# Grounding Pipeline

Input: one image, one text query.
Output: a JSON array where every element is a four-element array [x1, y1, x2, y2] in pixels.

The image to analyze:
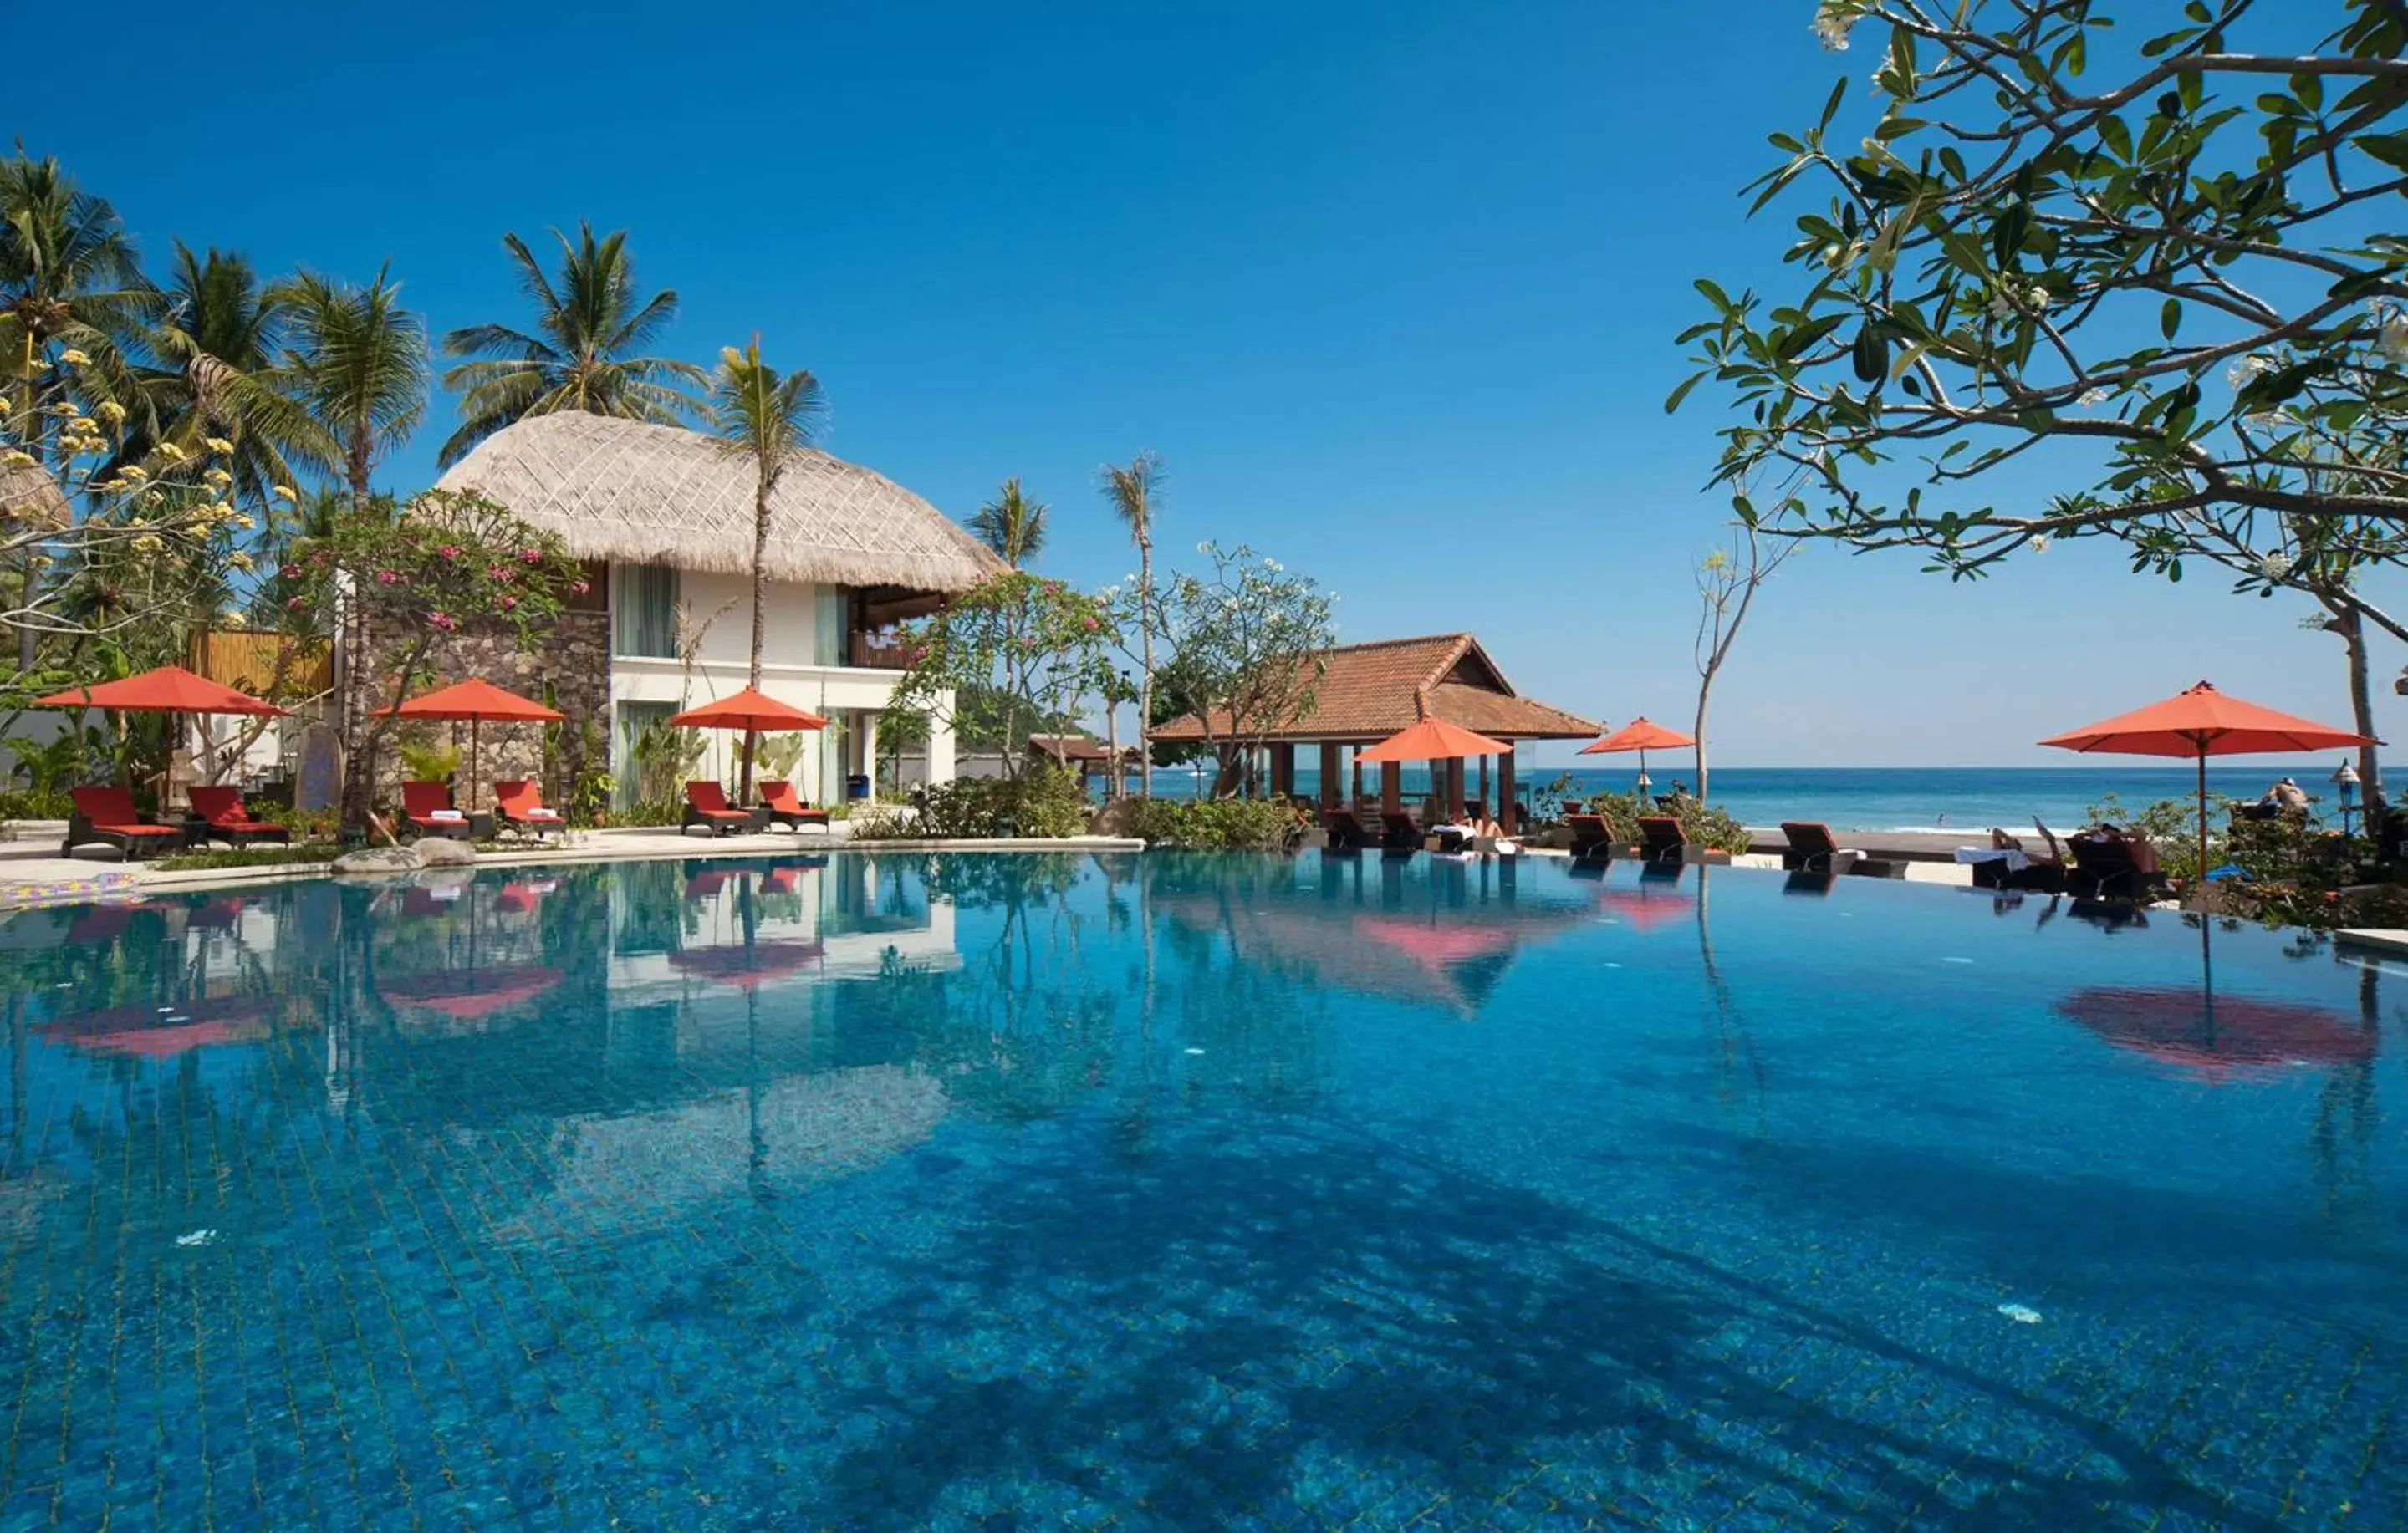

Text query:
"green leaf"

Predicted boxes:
[[1693, 278, 1735, 313], [2160, 298, 2181, 339], [1663, 371, 1707, 414], [1818, 76, 1848, 133], [1775, 313, 1849, 361], [2099, 115, 2132, 161], [2359, 134, 2408, 172]]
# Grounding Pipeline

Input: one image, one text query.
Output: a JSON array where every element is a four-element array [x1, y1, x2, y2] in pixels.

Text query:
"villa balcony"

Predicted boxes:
[[849, 632, 922, 670]]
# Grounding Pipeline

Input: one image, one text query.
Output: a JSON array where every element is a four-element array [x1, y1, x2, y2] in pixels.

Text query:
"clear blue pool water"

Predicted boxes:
[[0, 851, 2399, 1530]]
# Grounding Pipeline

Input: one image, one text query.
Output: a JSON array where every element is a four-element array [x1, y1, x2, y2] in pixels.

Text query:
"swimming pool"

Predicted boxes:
[[0, 851, 2396, 1529]]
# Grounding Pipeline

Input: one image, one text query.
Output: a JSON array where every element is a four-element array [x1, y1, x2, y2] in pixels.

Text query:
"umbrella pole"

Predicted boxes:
[[472, 717, 482, 812], [739, 726, 758, 805], [2196, 746, 2208, 890]]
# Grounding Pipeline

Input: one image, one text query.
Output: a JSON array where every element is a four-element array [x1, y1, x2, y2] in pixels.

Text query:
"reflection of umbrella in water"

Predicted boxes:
[[1587, 878, 1695, 933], [379, 965, 564, 1029], [38, 995, 270, 1058], [1353, 916, 1521, 1015], [2058, 987, 2373, 1082], [668, 940, 824, 990], [2055, 921, 2374, 1082]]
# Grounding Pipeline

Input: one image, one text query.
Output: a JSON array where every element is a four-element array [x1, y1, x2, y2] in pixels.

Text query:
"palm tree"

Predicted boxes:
[[437, 223, 704, 466], [130, 244, 324, 506], [273, 266, 426, 517], [0, 153, 157, 442], [707, 337, 825, 801], [1100, 451, 1165, 796], [970, 476, 1048, 568], [0, 154, 158, 667]]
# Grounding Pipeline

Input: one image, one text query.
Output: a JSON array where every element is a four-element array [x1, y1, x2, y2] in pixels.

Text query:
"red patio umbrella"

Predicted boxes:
[[374, 678, 562, 812], [2039, 680, 2375, 881], [669, 687, 829, 804], [36, 665, 288, 797], [1579, 717, 1696, 794], [1354, 717, 1510, 764]]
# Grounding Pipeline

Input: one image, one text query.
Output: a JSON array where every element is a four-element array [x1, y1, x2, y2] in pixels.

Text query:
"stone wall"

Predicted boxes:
[[343, 609, 610, 809]]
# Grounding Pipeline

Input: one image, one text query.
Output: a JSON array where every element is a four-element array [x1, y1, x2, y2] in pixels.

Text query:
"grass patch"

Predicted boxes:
[[154, 842, 342, 872]]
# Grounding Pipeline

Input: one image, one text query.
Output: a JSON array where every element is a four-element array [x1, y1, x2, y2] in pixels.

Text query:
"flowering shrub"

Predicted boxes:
[[284, 489, 581, 828]]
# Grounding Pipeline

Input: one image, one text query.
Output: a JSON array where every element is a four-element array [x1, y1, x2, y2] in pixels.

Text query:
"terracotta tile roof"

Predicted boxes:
[[1026, 735, 1138, 765], [1152, 633, 1599, 744]]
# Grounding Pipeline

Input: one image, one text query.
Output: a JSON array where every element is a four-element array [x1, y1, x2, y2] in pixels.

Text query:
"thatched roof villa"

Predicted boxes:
[[429, 412, 1004, 804]]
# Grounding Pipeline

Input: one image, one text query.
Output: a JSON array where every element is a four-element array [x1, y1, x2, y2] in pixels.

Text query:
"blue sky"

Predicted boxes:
[[17, 0, 2396, 766]]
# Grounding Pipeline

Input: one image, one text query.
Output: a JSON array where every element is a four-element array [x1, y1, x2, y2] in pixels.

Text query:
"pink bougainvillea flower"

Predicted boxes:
[[499, 594, 518, 610], [569, 579, 590, 597], [375, 570, 400, 585], [286, 596, 307, 611], [279, 564, 302, 580], [518, 548, 542, 563], [438, 545, 462, 561], [429, 611, 456, 630]]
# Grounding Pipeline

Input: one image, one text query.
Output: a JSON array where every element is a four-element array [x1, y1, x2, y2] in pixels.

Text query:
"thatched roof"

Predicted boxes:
[[1154, 633, 1599, 744], [434, 412, 1005, 593], [0, 462, 69, 531]]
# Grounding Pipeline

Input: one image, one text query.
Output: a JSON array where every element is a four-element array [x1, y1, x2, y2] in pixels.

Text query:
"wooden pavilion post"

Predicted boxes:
[[1498, 748, 1518, 834], [1380, 760, 1402, 814], [1350, 749, 1364, 807], [1270, 743, 1294, 800], [1445, 758, 1466, 820], [1319, 741, 1341, 812]]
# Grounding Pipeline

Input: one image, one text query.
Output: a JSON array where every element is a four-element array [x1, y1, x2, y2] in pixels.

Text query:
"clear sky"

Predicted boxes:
[[17, 0, 2397, 766]]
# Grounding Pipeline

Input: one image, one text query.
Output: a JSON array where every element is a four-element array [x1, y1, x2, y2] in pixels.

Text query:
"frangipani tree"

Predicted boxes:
[[1133, 542, 1334, 797], [1678, 1, 2408, 574], [287, 489, 581, 832], [890, 573, 1115, 781], [0, 354, 265, 648]]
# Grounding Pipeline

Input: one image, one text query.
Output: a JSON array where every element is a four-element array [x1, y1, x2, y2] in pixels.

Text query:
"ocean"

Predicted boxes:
[[1137, 761, 2377, 833]]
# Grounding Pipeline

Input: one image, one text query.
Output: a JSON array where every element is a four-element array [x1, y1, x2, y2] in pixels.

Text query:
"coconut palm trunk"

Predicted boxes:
[[743, 472, 772, 802], [1137, 529, 1154, 798], [710, 339, 825, 806]]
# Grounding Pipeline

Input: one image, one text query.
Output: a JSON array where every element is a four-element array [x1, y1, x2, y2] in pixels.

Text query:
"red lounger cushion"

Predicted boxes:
[[70, 787, 178, 836], [685, 781, 750, 820]]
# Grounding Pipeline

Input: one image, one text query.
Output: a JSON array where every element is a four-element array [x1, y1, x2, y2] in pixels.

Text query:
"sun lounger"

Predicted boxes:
[[1638, 815, 1732, 868], [758, 779, 832, 832], [2067, 829, 2161, 903], [683, 780, 757, 836], [1565, 812, 1625, 862], [186, 785, 289, 848], [1783, 871, 1837, 896], [492, 779, 567, 841], [1778, 821, 1861, 874], [1322, 805, 1370, 850], [1378, 809, 1421, 851], [64, 787, 183, 860], [400, 782, 474, 839]]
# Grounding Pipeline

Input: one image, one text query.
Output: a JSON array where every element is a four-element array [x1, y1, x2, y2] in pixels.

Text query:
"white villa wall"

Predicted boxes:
[[607, 568, 955, 802]]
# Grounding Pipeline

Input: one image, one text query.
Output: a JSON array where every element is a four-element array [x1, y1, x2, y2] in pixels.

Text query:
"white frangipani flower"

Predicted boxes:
[[2029, 535, 2051, 553], [2077, 386, 2109, 406], [1811, 3, 1855, 50]]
